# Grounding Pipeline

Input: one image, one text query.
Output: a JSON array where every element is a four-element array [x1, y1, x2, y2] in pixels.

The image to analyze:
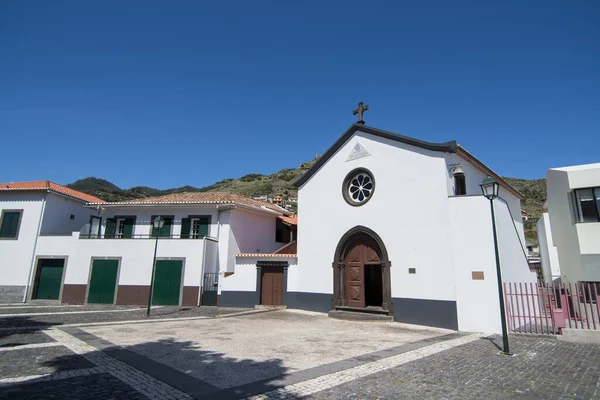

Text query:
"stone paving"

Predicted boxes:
[[0, 304, 246, 328], [308, 334, 600, 400], [0, 305, 599, 399], [81, 308, 450, 389]]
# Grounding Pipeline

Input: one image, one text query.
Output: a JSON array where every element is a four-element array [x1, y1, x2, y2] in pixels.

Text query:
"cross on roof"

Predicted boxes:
[[352, 102, 369, 125]]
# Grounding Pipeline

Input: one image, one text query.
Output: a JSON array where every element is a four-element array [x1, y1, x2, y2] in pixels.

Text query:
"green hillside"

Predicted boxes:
[[67, 157, 319, 203], [503, 177, 547, 246]]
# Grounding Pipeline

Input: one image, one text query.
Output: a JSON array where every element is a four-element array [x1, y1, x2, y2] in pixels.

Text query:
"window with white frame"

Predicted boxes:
[[116, 218, 126, 238], [574, 187, 600, 223], [190, 218, 202, 239], [181, 215, 210, 239]]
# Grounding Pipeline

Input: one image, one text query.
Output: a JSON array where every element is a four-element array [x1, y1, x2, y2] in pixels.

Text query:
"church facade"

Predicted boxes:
[[290, 123, 536, 333]]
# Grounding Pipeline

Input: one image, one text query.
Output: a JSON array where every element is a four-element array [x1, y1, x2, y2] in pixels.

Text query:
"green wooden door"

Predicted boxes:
[[87, 260, 119, 304], [34, 259, 64, 300], [152, 260, 183, 305]]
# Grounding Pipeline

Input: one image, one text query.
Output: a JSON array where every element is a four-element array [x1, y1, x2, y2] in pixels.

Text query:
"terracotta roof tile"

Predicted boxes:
[[91, 191, 290, 214], [0, 180, 103, 203], [278, 215, 298, 226]]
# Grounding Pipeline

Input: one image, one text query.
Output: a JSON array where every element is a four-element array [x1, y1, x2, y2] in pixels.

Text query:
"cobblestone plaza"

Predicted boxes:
[[0, 305, 598, 399]]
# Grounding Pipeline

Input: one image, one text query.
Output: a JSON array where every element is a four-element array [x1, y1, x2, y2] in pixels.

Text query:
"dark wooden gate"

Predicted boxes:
[[260, 266, 284, 305], [345, 242, 381, 308], [201, 273, 219, 306]]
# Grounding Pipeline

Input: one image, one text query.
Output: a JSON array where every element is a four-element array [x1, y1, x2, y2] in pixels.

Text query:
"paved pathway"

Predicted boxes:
[[308, 334, 600, 400], [0, 305, 599, 399]]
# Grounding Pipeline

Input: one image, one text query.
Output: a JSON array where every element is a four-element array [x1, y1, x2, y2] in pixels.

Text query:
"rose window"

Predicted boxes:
[[343, 169, 375, 206]]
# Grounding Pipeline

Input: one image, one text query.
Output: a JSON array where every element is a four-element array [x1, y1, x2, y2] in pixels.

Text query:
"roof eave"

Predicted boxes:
[[456, 146, 525, 200], [84, 201, 284, 216], [0, 187, 92, 204]]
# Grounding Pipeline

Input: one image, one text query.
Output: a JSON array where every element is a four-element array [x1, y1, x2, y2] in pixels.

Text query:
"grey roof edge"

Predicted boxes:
[[293, 124, 457, 188]]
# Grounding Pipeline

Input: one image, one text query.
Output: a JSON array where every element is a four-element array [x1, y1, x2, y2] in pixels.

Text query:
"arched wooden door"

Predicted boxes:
[[345, 240, 382, 308], [333, 226, 392, 314]]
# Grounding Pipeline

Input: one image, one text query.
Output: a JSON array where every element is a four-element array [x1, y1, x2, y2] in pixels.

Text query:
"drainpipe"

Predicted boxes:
[[197, 205, 221, 306], [23, 192, 48, 303], [197, 237, 208, 306]]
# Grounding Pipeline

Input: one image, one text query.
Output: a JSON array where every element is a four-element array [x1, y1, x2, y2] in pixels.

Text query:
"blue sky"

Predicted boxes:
[[1, 1, 598, 189]]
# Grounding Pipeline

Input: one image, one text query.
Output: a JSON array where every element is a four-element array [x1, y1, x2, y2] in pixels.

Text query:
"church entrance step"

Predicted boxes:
[[335, 306, 390, 316], [328, 310, 393, 322], [254, 305, 287, 310]]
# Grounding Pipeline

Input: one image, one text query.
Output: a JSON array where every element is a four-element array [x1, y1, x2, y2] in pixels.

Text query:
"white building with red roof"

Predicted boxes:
[[0, 181, 102, 303], [0, 185, 296, 306]]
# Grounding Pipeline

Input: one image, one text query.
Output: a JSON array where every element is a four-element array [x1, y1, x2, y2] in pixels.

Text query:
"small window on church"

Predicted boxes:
[[343, 168, 375, 206], [454, 174, 466, 195]]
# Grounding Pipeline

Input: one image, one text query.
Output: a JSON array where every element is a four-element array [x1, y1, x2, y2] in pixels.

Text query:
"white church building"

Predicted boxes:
[[221, 122, 537, 334]]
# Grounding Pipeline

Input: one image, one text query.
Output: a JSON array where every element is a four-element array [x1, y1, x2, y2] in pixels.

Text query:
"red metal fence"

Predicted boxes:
[[504, 282, 600, 335]]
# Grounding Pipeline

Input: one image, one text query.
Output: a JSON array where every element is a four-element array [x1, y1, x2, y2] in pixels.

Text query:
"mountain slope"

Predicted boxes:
[[67, 157, 318, 202]]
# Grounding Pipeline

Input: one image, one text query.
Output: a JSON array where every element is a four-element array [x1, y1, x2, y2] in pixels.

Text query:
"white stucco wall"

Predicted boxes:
[[0, 192, 45, 288], [221, 256, 298, 294], [40, 194, 95, 235], [229, 209, 280, 254], [98, 206, 219, 239], [537, 213, 561, 283], [218, 208, 281, 274], [547, 165, 600, 284], [297, 130, 458, 301], [450, 196, 536, 334], [449, 196, 502, 333], [35, 233, 207, 288], [204, 239, 219, 274], [495, 199, 537, 283], [33, 204, 223, 294], [445, 152, 526, 249]]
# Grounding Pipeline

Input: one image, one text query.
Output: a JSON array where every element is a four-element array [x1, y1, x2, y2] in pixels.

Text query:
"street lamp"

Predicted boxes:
[[480, 176, 511, 355], [147, 216, 165, 316]]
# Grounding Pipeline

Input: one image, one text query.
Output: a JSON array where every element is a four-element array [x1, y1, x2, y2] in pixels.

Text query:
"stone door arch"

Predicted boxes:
[[332, 226, 393, 314]]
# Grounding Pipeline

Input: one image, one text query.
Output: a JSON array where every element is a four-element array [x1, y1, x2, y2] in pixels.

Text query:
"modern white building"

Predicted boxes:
[[220, 123, 537, 334], [0, 182, 296, 306], [536, 211, 561, 283], [545, 163, 600, 285]]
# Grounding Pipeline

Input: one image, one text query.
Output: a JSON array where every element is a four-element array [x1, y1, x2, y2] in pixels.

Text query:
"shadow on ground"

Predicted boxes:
[[2, 326, 290, 399], [0, 316, 58, 346]]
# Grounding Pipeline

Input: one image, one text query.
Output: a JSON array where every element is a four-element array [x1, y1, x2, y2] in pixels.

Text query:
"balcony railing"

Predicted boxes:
[[80, 233, 209, 240]]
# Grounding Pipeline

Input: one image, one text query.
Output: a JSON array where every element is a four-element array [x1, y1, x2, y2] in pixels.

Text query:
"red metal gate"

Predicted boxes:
[[504, 282, 600, 335]]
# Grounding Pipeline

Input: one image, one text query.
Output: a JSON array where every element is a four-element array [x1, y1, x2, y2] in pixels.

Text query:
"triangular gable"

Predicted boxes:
[[294, 124, 457, 188]]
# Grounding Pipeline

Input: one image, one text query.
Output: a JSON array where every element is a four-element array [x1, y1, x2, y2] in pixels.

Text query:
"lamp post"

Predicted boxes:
[[147, 216, 165, 316], [480, 176, 511, 355]]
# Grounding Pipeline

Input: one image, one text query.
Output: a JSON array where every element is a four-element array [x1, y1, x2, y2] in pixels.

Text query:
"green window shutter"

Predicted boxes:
[[151, 216, 172, 238], [105, 218, 116, 238], [161, 217, 172, 238], [0, 211, 21, 238], [198, 217, 210, 238], [123, 217, 135, 238], [181, 218, 191, 239]]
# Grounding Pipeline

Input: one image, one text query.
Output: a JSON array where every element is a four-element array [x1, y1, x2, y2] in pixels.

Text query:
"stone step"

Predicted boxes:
[[335, 306, 390, 315], [328, 310, 394, 322], [254, 305, 287, 310]]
